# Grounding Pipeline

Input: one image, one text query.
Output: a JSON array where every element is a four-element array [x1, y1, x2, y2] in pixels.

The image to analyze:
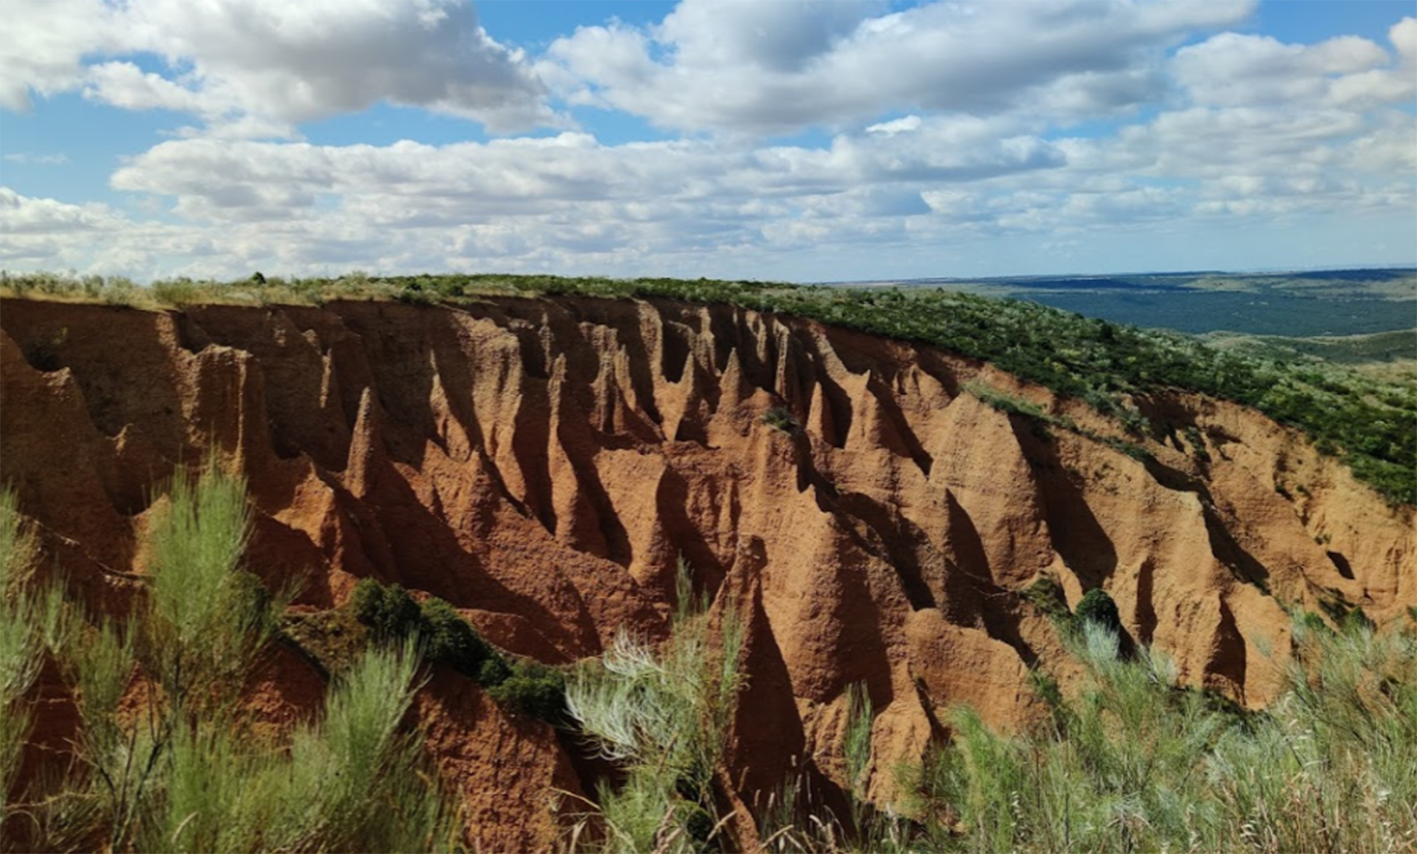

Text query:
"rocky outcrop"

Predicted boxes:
[[3, 296, 1412, 840]]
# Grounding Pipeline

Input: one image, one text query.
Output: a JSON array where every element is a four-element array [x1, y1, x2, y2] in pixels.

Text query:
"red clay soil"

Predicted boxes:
[[2, 295, 1412, 843]]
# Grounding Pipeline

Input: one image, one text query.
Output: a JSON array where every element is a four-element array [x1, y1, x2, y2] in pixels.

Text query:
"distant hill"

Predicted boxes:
[[854, 268, 1417, 337]]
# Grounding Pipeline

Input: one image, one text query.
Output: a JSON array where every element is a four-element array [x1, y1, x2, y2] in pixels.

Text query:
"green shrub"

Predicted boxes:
[[1341, 605, 1375, 635], [1318, 596, 1376, 636], [347, 580, 565, 726], [477, 655, 512, 687], [487, 660, 568, 723], [4, 472, 456, 852], [1020, 575, 1072, 624], [1294, 609, 1330, 635], [151, 277, 203, 308], [419, 595, 496, 678], [761, 406, 798, 433], [143, 461, 277, 716], [901, 617, 1417, 853], [0, 488, 45, 815], [1075, 588, 1122, 636], [351, 578, 421, 640]]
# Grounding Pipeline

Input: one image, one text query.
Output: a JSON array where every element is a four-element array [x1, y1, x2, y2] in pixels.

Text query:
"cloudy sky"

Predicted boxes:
[[1, 0, 1414, 282]]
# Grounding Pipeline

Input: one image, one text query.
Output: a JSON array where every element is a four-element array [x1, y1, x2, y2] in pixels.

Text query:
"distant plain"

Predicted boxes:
[[854, 268, 1417, 339]]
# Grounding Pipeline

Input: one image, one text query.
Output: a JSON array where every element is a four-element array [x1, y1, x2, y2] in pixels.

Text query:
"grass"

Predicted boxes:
[[0, 467, 458, 853], [564, 561, 746, 852], [893, 619, 1417, 854], [0, 488, 46, 817]]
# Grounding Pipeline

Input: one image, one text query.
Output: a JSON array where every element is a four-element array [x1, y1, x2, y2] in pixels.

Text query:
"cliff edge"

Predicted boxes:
[[3, 296, 1411, 847]]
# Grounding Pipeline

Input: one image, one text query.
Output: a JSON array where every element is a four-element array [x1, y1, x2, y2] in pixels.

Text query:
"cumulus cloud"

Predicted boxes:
[[3, 0, 555, 135], [1174, 29, 1413, 109], [4, 1, 1415, 280], [0, 118, 1049, 277], [113, 0, 553, 133], [656, 0, 880, 73], [0, 188, 131, 266], [543, 0, 1255, 134], [107, 116, 1064, 228], [0, 0, 120, 110], [0, 187, 120, 235]]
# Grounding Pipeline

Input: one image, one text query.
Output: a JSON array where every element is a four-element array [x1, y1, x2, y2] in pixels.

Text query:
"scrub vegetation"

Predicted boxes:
[[4, 272, 1415, 853], [349, 577, 568, 722], [564, 564, 746, 853], [4, 270, 1411, 503], [895, 616, 1417, 854], [0, 469, 457, 852], [555, 568, 1417, 854]]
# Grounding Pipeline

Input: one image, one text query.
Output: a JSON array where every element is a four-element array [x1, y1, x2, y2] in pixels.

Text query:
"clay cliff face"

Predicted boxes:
[[2, 296, 1412, 846]]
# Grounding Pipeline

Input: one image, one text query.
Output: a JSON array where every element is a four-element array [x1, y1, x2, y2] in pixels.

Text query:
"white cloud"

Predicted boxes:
[[0, 188, 129, 267], [0, 187, 120, 235], [1174, 30, 1412, 109], [4, 0, 555, 135], [74, 83, 1408, 279], [544, 0, 1256, 135], [4, 1, 1415, 280], [84, 61, 207, 113], [655, 0, 880, 73], [107, 116, 1064, 229], [114, 0, 554, 133], [0, 0, 120, 110], [866, 115, 922, 136]]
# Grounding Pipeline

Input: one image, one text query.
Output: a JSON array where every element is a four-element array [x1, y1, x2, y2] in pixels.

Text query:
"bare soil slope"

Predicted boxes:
[[2, 296, 1411, 844]]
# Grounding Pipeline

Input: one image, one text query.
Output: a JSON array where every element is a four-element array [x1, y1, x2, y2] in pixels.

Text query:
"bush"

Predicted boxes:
[[1020, 575, 1071, 623], [565, 575, 746, 851], [905, 618, 1417, 853], [487, 660, 568, 723], [1075, 588, 1122, 636], [419, 596, 496, 678], [3, 471, 456, 853], [143, 462, 278, 716], [760, 406, 797, 433], [351, 578, 421, 640], [348, 581, 551, 711], [477, 655, 512, 687]]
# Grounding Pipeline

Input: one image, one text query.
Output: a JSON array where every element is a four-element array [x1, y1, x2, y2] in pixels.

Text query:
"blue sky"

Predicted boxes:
[[1, 0, 1413, 282]]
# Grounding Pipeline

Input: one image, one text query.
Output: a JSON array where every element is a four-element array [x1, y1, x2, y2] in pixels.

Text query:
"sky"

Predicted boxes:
[[0, 0, 1414, 283]]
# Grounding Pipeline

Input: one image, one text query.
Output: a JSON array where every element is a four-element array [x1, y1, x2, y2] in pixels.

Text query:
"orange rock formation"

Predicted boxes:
[[2, 296, 1412, 845]]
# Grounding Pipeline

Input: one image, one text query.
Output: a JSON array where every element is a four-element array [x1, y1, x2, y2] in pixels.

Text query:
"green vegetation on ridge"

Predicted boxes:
[[5, 269, 1414, 504]]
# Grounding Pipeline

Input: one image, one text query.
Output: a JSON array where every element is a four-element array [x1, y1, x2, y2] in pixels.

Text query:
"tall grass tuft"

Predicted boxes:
[[142, 461, 275, 717], [0, 487, 45, 815], [566, 560, 746, 852], [2, 467, 457, 853], [141, 637, 451, 853], [907, 617, 1417, 853]]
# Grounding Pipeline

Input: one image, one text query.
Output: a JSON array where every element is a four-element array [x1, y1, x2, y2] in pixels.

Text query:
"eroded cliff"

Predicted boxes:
[[2, 296, 1412, 847]]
